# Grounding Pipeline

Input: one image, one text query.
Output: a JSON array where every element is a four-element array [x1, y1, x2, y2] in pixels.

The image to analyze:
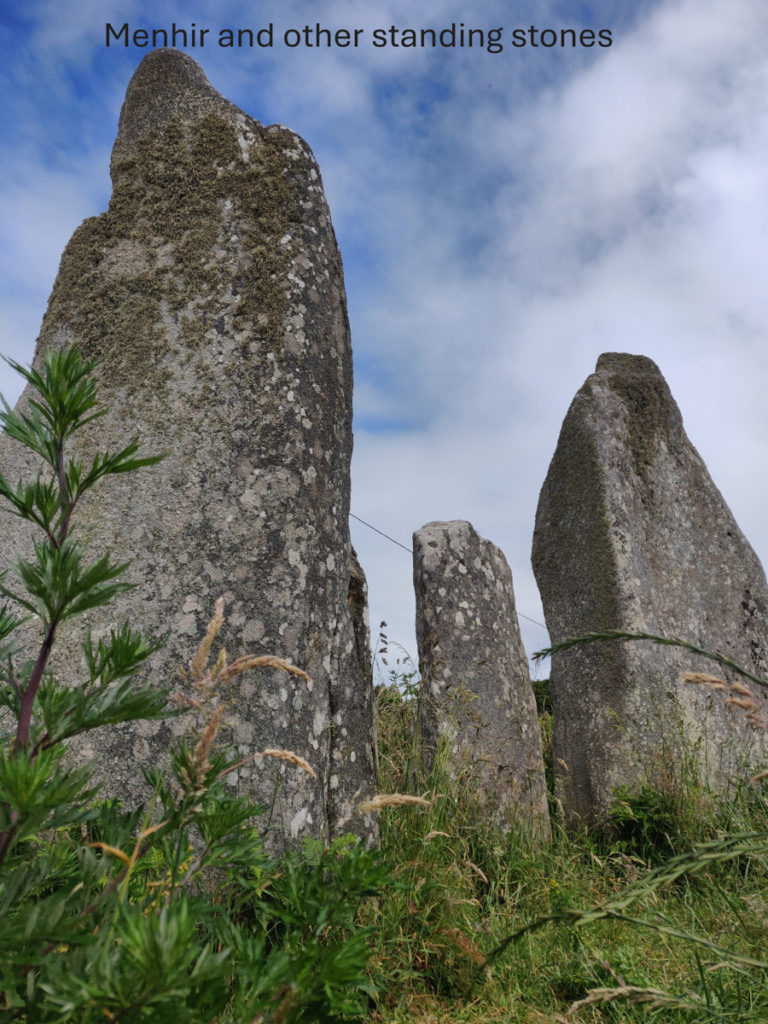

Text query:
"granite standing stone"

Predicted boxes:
[[532, 353, 768, 823], [414, 521, 551, 840], [0, 49, 377, 847]]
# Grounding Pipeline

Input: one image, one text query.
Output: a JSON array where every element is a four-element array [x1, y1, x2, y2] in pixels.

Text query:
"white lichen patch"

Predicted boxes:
[[101, 239, 151, 279], [176, 612, 198, 635], [289, 807, 309, 839], [241, 617, 265, 643], [234, 114, 258, 161]]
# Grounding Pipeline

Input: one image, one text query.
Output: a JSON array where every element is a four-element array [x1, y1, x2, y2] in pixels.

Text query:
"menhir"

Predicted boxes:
[[0, 49, 377, 848], [533, 353, 768, 824]]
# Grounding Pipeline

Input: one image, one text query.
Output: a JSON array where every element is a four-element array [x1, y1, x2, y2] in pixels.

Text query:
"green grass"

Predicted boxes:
[[16, 346, 765, 1021], [365, 680, 768, 1023]]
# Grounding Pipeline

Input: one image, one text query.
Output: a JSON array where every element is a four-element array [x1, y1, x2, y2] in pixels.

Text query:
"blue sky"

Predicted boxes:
[[2, 0, 768, 676]]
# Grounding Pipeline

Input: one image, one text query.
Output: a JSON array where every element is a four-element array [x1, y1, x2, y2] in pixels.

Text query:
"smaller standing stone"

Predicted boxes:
[[414, 521, 551, 841]]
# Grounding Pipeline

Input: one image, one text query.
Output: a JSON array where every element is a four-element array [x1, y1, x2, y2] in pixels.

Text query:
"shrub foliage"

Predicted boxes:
[[0, 347, 386, 1022]]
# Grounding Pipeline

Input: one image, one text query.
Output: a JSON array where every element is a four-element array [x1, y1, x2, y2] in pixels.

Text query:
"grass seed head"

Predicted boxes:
[[186, 597, 225, 681], [357, 793, 433, 813], [219, 654, 311, 683], [258, 748, 316, 777], [683, 672, 728, 690]]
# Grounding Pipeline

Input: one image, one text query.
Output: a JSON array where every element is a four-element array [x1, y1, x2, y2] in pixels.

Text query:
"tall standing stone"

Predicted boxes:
[[0, 49, 377, 847], [532, 353, 768, 824], [414, 521, 551, 840]]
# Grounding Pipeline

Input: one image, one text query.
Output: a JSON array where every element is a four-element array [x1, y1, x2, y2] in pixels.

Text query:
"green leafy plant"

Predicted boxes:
[[0, 346, 167, 863], [0, 346, 388, 1022], [606, 783, 693, 865]]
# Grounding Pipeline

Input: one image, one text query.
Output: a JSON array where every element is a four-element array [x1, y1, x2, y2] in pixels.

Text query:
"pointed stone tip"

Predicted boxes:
[[595, 352, 662, 377], [111, 48, 247, 170], [132, 47, 211, 90]]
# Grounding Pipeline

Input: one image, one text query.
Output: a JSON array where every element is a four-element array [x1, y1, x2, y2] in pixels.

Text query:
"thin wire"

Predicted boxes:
[[518, 611, 549, 631], [349, 512, 549, 632], [349, 512, 413, 553]]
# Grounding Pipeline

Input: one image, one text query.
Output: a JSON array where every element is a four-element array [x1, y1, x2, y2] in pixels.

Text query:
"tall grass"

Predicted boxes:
[[367, 654, 768, 1023]]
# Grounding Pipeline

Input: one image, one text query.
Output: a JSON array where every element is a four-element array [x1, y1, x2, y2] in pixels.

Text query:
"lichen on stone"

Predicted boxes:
[[40, 106, 315, 394], [534, 352, 768, 824], [3, 48, 378, 851]]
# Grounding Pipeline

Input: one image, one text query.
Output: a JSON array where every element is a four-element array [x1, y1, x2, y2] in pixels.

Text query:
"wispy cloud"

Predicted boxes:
[[1, 0, 766, 670]]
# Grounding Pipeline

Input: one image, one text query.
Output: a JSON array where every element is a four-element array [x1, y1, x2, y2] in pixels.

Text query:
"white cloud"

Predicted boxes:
[[346, 0, 768, 665], [2, 0, 767, 677]]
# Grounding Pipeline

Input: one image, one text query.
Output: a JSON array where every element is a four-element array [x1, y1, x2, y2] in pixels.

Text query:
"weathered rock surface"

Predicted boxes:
[[329, 548, 378, 838], [0, 49, 377, 847], [532, 353, 768, 823], [414, 521, 551, 840]]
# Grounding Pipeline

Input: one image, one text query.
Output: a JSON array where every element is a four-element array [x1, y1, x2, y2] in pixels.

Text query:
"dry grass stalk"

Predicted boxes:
[[467, 860, 489, 884], [175, 599, 316, 793], [731, 681, 756, 696], [257, 748, 316, 776], [218, 654, 311, 683], [219, 747, 316, 780], [271, 987, 297, 1024], [565, 984, 703, 1016], [438, 925, 486, 966], [683, 672, 728, 691], [178, 598, 312, 702], [184, 596, 225, 682], [190, 706, 224, 781], [357, 793, 433, 813], [92, 822, 166, 873], [684, 671, 766, 727], [727, 696, 760, 711], [178, 706, 226, 796]]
